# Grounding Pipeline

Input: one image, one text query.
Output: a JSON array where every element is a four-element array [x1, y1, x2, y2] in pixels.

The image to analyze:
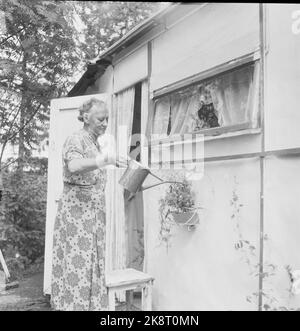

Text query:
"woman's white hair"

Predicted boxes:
[[78, 98, 107, 122]]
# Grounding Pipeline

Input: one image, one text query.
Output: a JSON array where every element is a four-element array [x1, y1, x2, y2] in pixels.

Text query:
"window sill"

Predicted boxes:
[[204, 128, 261, 142], [148, 123, 261, 148]]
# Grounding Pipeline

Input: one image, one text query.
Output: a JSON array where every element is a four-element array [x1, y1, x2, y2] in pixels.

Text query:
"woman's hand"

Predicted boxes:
[[97, 134, 129, 168], [102, 146, 117, 166], [96, 134, 115, 166], [96, 148, 129, 168]]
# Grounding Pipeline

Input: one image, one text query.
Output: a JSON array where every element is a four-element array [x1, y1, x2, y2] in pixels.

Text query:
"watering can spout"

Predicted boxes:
[[139, 180, 183, 192], [118, 159, 186, 200]]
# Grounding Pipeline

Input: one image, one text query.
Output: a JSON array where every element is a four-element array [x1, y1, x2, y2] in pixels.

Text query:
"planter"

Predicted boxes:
[[170, 210, 200, 231]]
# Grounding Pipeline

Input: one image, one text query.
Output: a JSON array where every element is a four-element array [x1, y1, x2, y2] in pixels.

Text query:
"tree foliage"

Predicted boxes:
[[76, 1, 161, 61], [0, 159, 47, 279], [0, 0, 82, 168], [0, 1, 162, 169]]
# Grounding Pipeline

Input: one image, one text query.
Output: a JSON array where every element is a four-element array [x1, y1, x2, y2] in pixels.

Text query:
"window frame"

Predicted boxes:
[[148, 50, 261, 147]]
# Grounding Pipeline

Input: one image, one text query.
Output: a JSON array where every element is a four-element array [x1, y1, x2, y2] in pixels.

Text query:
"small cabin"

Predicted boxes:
[[45, 3, 300, 310]]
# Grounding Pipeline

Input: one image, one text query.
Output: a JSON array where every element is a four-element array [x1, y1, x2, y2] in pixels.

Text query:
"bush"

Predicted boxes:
[[0, 159, 47, 279]]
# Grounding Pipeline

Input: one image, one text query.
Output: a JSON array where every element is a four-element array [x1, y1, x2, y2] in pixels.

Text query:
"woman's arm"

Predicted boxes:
[[68, 158, 98, 174], [67, 147, 129, 174], [68, 154, 108, 174]]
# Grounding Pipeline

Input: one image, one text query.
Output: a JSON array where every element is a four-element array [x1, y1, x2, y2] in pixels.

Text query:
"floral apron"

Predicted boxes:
[[51, 129, 108, 311]]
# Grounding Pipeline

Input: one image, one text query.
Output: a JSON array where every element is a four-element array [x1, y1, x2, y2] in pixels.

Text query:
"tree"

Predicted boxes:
[[0, 1, 163, 172], [0, 0, 81, 171], [75, 2, 162, 61]]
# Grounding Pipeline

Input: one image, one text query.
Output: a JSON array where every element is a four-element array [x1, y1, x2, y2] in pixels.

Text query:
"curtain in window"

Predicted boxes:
[[209, 62, 260, 127], [151, 62, 260, 136], [178, 93, 200, 135], [152, 90, 199, 137], [152, 96, 171, 138], [105, 86, 135, 276]]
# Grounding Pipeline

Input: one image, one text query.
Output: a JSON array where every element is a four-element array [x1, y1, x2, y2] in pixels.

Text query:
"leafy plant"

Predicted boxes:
[[131, 228, 144, 270], [160, 179, 195, 214], [157, 177, 197, 250], [0, 159, 47, 279]]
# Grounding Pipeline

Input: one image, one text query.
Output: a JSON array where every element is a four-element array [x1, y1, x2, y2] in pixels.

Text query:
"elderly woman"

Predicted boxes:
[[51, 98, 118, 311]]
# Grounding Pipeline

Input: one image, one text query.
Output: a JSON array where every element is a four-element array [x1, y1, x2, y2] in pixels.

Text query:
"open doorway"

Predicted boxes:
[[124, 82, 144, 271]]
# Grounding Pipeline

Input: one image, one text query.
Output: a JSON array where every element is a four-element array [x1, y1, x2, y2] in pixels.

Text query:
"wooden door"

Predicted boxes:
[[43, 93, 108, 294]]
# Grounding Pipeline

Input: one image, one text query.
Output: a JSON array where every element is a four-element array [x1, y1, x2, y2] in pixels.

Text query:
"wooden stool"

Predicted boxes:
[[105, 268, 154, 311]]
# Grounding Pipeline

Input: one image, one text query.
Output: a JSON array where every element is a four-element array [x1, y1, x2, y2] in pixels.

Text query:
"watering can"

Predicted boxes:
[[118, 159, 185, 199]]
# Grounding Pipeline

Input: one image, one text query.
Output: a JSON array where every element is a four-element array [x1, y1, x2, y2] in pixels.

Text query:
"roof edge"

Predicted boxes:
[[91, 3, 180, 64], [68, 3, 181, 97]]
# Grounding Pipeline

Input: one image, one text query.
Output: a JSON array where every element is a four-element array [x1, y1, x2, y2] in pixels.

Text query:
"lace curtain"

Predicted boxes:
[[209, 62, 260, 127], [105, 87, 135, 274], [151, 62, 260, 136]]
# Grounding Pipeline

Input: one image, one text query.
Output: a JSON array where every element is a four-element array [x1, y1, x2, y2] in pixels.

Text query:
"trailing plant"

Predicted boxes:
[[158, 177, 197, 250], [131, 228, 144, 270]]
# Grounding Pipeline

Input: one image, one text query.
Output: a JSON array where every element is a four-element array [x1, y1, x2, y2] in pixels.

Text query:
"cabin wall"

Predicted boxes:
[[262, 4, 300, 310], [264, 156, 300, 310], [113, 45, 148, 93], [265, 4, 300, 151], [89, 3, 300, 310], [144, 3, 262, 310], [143, 159, 261, 310], [150, 3, 260, 91]]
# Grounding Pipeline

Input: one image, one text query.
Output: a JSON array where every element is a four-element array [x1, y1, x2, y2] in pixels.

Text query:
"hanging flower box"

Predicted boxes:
[[159, 179, 202, 235], [170, 209, 200, 231]]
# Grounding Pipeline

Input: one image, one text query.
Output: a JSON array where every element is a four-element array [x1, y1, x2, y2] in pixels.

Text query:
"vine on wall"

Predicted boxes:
[[231, 176, 299, 311]]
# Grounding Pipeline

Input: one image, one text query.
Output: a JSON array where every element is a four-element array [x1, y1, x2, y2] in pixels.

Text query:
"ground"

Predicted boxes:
[[0, 272, 140, 311], [0, 272, 51, 311]]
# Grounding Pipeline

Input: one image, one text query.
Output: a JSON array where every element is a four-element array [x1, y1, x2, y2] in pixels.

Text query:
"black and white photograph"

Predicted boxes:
[[1, 1, 300, 314]]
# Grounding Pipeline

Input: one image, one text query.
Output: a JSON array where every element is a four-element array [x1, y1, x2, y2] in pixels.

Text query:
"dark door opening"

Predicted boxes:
[[125, 81, 144, 271]]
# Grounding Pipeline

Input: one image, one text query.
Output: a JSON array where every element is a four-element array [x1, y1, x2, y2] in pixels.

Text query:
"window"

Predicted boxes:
[[150, 61, 260, 140]]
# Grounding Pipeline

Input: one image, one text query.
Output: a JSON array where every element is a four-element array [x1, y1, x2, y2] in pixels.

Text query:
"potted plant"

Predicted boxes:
[[159, 178, 201, 231]]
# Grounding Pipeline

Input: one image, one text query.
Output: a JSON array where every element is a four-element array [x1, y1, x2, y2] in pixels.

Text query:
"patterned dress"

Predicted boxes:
[[51, 128, 108, 311]]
